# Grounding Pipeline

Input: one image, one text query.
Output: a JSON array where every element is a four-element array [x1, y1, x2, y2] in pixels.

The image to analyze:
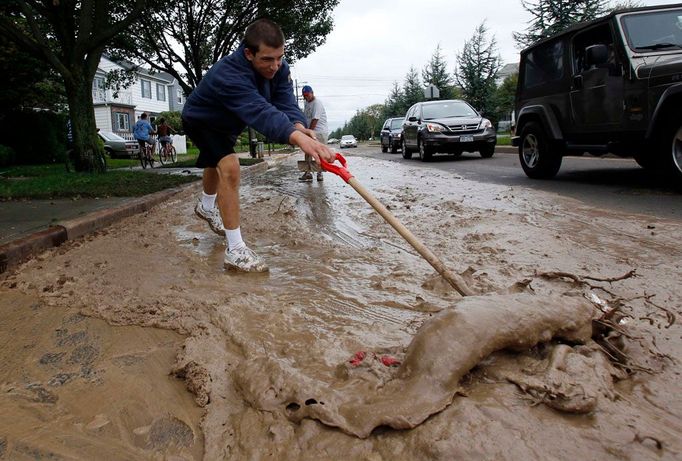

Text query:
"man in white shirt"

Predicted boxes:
[[300, 85, 329, 182]]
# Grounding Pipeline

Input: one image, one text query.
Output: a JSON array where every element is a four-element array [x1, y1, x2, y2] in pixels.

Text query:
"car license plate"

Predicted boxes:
[[460, 135, 474, 143]]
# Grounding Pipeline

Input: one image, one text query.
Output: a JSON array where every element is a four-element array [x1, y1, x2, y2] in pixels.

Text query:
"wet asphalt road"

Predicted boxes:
[[347, 144, 681, 222]]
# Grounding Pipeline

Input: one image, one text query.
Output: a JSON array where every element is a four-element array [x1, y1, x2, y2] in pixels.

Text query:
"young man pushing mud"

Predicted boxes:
[[182, 18, 334, 272]]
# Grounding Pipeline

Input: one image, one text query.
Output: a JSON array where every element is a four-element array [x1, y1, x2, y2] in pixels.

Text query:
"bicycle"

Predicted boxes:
[[157, 139, 177, 165], [138, 140, 155, 169]]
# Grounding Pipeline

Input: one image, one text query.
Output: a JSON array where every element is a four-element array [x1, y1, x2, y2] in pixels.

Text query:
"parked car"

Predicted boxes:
[[327, 138, 339, 144], [98, 131, 138, 158], [380, 117, 405, 153], [401, 100, 496, 161], [340, 135, 358, 148], [512, 3, 682, 180]]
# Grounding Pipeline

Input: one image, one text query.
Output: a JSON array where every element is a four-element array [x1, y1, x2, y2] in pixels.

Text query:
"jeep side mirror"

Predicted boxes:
[[585, 44, 608, 68], [408, 116, 418, 122]]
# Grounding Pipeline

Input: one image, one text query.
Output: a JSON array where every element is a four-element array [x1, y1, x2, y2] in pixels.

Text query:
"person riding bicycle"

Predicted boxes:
[[133, 113, 156, 156], [157, 117, 175, 149]]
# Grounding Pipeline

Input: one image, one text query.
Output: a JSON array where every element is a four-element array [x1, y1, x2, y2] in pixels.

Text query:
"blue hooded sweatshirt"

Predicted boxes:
[[182, 43, 305, 144]]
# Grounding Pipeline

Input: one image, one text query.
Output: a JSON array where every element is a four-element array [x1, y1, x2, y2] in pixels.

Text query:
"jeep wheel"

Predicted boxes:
[[402, 139, 412, 159], [418, 140, 433, 161], [381, 143, 388, 153], [669, 122, 682, 180], [479, 144, 495, 158], [519, 122, 562, 179]]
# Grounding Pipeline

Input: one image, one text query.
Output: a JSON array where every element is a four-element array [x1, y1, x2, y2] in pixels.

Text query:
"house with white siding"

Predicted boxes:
[[92, 56, 176, 137]]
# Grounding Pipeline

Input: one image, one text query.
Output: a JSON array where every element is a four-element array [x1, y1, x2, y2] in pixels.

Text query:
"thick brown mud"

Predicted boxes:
[[1, 154, 680, 460]]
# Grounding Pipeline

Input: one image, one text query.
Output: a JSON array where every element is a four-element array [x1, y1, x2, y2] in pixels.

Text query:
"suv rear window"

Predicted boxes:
[[522, 41, 565, 89]]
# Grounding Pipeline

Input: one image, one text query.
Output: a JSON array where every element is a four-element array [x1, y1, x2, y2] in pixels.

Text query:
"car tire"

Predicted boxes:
[[381, 143, 388, 153], [519, 122, 562, 179], [479, 144, 495, 158], [418, 140, 432, 162], [402, 139, 412, 159], [660, 118, 682, 181]]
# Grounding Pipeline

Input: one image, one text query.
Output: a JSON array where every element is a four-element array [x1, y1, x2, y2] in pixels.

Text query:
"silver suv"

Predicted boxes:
[[401, 100, 497, 161]]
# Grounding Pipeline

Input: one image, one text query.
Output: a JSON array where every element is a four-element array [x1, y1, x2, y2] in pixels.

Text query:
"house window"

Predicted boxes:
[[141, 79, 151, 98], [92, 77, 105, 102], [156, 83, 166, 101], [176, 87, 183, 104], [114, 112, 130, 131]]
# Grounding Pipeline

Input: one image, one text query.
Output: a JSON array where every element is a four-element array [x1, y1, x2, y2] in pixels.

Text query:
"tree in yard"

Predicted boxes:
[[513, 0, 608, 49], [113, 0, 339, 96], [0, 35, 66, 113], [491, 72, 518, 128], [455, 21, 502, 117], [422, 44, 457, 100], [0, 0, 146, 172], [383, 81, 405, 119], [402, 66, 424, 110]]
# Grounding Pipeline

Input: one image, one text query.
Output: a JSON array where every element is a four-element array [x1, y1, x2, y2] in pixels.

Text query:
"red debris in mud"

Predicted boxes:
[[349, 351, 367, 367], [380, 356, 400, 367]]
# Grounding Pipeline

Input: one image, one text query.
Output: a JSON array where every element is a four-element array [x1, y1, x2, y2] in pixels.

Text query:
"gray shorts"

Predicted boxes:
[[315, 132, 328, 144]]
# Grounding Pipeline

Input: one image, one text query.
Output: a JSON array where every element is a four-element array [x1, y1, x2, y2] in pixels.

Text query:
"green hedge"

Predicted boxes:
[[0, 144, 16, 167], [0, 110, 67, 165]]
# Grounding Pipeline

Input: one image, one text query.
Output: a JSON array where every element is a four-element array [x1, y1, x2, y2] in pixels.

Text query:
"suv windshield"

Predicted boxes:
[[422, 102, 477, 120], [620, 8, 682, 51], [390, 118, 404, 129]]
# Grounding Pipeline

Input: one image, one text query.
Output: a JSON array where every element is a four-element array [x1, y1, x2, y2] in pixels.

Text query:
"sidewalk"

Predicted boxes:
[[0, 151, 293, 275]]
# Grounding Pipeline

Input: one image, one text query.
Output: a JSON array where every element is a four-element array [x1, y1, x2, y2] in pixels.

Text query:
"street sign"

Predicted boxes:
[[424, 84, 440, 100]]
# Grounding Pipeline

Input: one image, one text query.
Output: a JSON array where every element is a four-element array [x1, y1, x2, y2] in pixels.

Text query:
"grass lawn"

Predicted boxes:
[[0, 163, 198, 200], [0, 147, 268, 200], [497, 134, 512, 146]]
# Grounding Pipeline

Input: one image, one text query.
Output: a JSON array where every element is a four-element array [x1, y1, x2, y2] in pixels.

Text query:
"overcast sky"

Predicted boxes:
[[289, 0, 677, 131]]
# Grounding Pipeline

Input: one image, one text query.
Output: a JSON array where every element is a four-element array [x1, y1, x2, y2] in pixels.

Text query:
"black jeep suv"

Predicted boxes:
[[401, 99, 497, 161], [380, 117, 404, 153], [512, 4, 682, 180]]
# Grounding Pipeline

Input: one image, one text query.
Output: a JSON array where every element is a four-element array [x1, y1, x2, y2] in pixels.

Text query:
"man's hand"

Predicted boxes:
[[289, 130, 335, 163], [294, 123, 317, 141]]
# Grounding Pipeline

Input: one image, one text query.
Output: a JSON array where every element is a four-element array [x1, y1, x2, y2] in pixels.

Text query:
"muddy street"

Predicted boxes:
[[1, 152, 680, 460]]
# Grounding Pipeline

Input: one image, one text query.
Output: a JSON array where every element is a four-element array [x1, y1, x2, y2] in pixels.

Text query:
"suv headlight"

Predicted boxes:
[[425, 123, 445, 133], [480, 119, 492, 130]]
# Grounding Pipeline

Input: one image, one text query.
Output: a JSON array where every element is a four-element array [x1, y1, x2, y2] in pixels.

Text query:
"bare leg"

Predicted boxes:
[[202, 167, 219, 195], [215, 155, 240, 230]]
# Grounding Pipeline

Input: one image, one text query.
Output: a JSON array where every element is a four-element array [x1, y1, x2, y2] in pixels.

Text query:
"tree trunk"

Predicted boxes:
[[64, 71, 105, 173]]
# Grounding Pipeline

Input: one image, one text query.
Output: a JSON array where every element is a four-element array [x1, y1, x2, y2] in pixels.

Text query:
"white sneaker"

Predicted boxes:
[[194, 201, 225, 236], [224, 246, 269, 272]]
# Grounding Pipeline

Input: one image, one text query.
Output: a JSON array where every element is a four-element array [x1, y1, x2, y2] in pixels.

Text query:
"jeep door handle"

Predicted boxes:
[[573, 75, 583, 90]]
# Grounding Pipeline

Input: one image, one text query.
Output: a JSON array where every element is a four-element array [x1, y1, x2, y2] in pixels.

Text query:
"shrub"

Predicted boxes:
[[0, 144, 16, 167], [0, 110, 67, 165]]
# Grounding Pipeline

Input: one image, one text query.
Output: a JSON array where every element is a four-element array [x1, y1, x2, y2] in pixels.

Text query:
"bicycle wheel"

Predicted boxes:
[[139, 150, 147, 169], [158, 146, 167, 165], [170, 146, 177, 163], [148, 150, 155, 168]]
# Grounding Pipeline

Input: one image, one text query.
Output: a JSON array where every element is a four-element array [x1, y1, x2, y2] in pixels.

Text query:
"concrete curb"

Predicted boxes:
[[0, 160, 275, 276], [495, 145, 516, 154]]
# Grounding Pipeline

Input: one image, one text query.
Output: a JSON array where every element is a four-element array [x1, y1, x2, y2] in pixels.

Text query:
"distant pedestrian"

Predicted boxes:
[[299, 85, 329, 182]]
